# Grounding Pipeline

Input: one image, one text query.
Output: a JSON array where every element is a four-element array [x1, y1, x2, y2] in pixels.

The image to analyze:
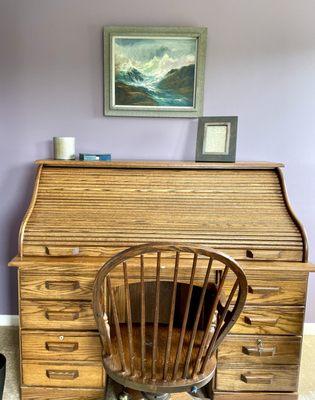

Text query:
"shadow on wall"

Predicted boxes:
[[1, 139, 51, 314], [6, 164, 37, 259], [180, 119, 198, 160], [3, 164, 37, 314]]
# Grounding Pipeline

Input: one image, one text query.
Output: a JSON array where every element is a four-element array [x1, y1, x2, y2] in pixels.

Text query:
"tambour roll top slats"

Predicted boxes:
[[20, 163, 305, 261]]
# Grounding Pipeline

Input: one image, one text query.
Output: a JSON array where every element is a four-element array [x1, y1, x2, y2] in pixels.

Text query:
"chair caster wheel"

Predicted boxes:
[[191, 386, 198, 395]]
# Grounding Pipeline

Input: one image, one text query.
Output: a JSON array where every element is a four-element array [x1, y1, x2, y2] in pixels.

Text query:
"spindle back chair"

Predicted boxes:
[[93, 243, 247, 397]]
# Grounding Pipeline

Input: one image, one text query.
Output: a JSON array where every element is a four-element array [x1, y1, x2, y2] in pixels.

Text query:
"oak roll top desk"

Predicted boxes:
[[9, 160, 315, 400]]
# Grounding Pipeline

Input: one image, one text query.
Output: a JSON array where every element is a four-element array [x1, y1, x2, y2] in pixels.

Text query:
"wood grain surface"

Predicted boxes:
[[22, 361, 104, 387], [232, 306, 304, 335], [20, 273, 94, 300], [35, 160, 284, 169], [21, 387, 105, 400], [21, 331, 102, 361], [216, 365, 299, 392], [20, 166, 305, 260], [224, 273, 307, 305], [20, 300, 96, 330], [10, 161, 314, 400], [212, 392, 298, 400], [218, 335, 301, 365], [9, 255, 315, 272]]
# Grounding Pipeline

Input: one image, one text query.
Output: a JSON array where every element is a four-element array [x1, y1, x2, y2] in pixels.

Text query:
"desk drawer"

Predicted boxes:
[[20, 300, 96, 330], [21, 387, 104, 400], [212, 392, 298, 400], [218, 335, 301, 365], [231, 306, 304, 335], [216, 365, 299, 392], [21, 331, 102, 361], [20, 273, 94, 300], [22, 361, 104, 388], [224, 278, 306, 305]]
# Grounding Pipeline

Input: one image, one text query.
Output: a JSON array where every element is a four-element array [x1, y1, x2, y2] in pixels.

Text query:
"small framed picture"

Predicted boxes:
[[195, 116, 238, 162]]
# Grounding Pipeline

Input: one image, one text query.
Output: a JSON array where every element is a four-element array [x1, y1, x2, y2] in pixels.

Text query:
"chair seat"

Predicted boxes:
[[103, 323, 216, 393]]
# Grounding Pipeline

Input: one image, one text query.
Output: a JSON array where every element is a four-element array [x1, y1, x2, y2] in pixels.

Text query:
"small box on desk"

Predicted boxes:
[[79, 153, 111, 161]]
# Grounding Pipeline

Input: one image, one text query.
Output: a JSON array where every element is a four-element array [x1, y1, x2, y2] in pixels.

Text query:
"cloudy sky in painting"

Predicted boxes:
[[114, 37, 197, 79]]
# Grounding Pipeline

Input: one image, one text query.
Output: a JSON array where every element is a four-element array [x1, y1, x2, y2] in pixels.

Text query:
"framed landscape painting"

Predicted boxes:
[[104, 26, 207, 117]]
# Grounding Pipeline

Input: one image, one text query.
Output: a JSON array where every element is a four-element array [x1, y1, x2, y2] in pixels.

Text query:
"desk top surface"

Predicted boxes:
[[35, 160, 284, 169], [9, 256, 315, 272]]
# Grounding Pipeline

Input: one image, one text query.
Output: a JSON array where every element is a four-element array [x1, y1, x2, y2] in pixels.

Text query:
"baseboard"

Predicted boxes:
[[304, 322, 315, 335], [0, 315, 19, 326]]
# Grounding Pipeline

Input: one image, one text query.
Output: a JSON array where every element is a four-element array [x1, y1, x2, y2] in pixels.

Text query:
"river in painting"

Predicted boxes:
[[113, 37, 197, 108]]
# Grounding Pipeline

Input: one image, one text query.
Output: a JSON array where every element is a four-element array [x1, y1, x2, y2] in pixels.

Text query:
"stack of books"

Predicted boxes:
[[79, 153, 111, 161]]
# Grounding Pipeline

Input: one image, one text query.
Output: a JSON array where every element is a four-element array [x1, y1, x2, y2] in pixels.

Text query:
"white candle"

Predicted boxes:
[[53, 137, 76, 160]]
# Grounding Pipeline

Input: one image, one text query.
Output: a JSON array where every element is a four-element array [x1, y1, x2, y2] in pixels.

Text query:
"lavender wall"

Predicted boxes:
[[0, 0, 314, 321]]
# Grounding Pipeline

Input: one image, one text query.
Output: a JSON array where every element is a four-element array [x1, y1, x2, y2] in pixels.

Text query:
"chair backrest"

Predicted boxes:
[[93, 243, 247, 385]]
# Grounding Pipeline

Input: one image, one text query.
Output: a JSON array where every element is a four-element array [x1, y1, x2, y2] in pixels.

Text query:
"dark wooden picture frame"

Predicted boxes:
[[195, 116, 238, 162]]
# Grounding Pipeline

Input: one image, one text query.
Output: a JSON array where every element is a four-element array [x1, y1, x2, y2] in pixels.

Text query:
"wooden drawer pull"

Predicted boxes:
[[45, 281, 80, 291], [246, 250, 281, 260], [244, 316, 279, 326], [45, 311, 79, 321], [46, 369, 79, 380], [45, 246, 80, 256], [241, 373, 274, 385], [45, 342, 79, 352], [242, 346, 276, 357], [248, 285, 280, 294]]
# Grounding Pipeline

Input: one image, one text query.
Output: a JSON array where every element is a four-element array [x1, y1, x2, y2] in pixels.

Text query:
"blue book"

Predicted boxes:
[[79, 153, 111, 161]]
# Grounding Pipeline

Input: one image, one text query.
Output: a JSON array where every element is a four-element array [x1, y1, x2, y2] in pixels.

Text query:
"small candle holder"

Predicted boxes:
[[53, 137, 76, 160]]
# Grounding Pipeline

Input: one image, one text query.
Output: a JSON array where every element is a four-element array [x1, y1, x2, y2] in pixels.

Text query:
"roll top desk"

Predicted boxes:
[[9, 160, 315, 400]]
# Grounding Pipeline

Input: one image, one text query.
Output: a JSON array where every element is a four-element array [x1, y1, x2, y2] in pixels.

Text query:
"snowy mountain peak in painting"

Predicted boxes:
[[114, 37, 197, 107]]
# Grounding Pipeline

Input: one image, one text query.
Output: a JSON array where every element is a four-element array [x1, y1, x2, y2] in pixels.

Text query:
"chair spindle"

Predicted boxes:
[[192, 265, 229, 377], [200, 279, 239, 374], [140, 254, 146, 376], [183, 257, 213, 378], [152, 251, 161, 380], [123, 261, 135, 375], [107, 276, 127, 372], [172, 253, 198, 380], [163, 251, 180, 380]]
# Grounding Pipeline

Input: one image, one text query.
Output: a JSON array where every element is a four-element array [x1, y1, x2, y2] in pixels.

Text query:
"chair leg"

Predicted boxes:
[[105, 377, 128, 400]]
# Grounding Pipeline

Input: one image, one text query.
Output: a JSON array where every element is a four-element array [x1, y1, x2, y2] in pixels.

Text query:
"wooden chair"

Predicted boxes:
[[93, 243, 247, 400]]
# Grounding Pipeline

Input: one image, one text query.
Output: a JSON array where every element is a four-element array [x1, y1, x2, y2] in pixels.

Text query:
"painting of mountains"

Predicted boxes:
[[113, 37, 197, 108]]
